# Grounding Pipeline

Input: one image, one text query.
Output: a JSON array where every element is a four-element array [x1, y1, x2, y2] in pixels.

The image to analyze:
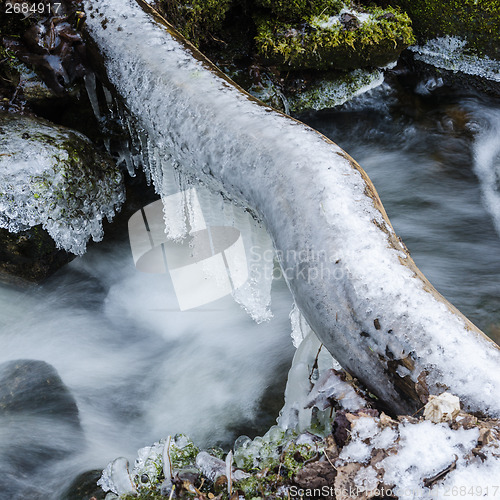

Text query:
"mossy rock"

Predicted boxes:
[[0, 225, 71, 284], [0, 113, 125, 256], [388, 0, 500, 59], [255, 0, 344, 22], [255, 7, 414, 70], [160, 0, 233, 45]]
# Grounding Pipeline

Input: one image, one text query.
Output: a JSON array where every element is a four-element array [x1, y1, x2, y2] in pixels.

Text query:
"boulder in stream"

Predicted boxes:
[[0, 360, 83, 498], [389, 0, 500, 60], [0, 359, 80, 423]]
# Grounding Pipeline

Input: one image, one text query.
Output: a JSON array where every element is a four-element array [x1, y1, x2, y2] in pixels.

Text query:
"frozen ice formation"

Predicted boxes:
[[83, 0, 500, 417], [195, 451, 249, 483], [0, 114, 124, 255], [411, 37, 500, 83], [97, 457, 137, 495]]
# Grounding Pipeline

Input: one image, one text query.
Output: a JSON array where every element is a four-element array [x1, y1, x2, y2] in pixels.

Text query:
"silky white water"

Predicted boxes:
[[0, 225, 295, 497]]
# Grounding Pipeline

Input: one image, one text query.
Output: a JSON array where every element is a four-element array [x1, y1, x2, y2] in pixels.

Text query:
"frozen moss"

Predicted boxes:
[[255, 6, 414, 70], [389, 0, 500, 59], [170, 434, 200, 468]]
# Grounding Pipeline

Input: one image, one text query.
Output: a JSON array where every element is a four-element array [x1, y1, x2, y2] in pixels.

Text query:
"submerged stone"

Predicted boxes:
[[0, 359, 83, 497], [255, 7, 414, 70], [0, 359, 80, 423]]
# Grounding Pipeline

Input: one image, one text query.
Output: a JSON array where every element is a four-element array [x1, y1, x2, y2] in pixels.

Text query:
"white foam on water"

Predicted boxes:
[[470, 106, 500, 238]]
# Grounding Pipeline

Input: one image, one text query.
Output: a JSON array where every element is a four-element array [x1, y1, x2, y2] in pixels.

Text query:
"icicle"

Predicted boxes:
[[278, 329, 340, 432], [83, 72, 101, 120], [290, 302, 314, 348], [225, 450, 233, 496]]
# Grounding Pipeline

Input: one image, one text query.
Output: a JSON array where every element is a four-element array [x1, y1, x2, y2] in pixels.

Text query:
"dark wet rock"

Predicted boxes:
[[0, 225, 71, 284], [1, 2, 89, 96], [62, 470, 106, 500], [0, 360, 83, 499], [0, 359, 79, 423]]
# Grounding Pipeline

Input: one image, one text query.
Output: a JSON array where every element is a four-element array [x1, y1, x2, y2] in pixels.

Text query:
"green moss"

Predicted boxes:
[[236, 473, 286, 498], [255, 0, 344, 21], [170, 435, 200, 468], [255, 6, 415, 70], [388, 0, 500, 58], [280, 442, 317, 478], [159, 0, 233, 45]]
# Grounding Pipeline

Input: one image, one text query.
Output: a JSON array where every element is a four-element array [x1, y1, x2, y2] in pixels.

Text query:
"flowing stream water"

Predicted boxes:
[[0, 71, 499, 498]]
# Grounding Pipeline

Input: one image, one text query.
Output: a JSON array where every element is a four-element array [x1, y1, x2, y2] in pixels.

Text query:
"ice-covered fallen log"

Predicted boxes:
[[82, 0, 500, 416], [0, 113, 124, 255]]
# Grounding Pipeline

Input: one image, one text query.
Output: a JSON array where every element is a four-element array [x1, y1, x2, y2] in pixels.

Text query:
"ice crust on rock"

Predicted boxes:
[[83, 0, 500, 417], [411, 37, 500, 83], [0, 114, 124, 255], [287, 69, 384, 112]]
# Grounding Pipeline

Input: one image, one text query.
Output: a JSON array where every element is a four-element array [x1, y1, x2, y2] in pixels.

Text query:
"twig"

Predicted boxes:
[[324, 450, 337, 471], [423, 455, 458, 487], [308, 343, 323, 381], [168, 484, 175, 500], [411, 405, 425, 418]]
